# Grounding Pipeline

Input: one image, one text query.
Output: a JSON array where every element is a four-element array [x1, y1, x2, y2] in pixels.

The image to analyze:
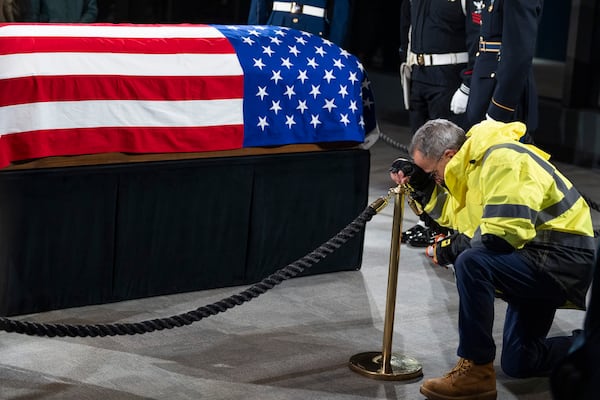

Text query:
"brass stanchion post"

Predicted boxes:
[[348, 185, 423, 380]]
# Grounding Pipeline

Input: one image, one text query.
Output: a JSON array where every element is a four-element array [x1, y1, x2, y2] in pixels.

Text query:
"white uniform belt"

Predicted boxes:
[[408, 51, 469, 67], [272, 1, 326, 18]]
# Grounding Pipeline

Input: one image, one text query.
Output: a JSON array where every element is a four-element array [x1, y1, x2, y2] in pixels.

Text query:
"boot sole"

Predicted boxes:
[[420, 385, 497, 400]]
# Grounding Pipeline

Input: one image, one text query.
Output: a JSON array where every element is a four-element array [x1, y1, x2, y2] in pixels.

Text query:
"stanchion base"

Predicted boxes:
[[348, 351, 423, 381]]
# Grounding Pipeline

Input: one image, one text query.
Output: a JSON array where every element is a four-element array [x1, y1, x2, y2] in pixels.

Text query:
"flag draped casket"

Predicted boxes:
[[0, 24, 375, 315], [0, 23, 376, 167]]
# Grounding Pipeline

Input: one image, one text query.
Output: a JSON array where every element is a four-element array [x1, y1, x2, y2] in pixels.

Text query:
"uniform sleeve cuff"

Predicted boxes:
[[487, 103, 515, 122]]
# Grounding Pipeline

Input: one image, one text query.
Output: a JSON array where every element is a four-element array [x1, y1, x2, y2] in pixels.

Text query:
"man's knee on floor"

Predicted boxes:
[[500, 349, 543, 378], [453, 249, 486, 280]]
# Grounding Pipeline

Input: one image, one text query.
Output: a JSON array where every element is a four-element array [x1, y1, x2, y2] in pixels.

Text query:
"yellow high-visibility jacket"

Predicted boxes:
[[424, 120, 597, 308]]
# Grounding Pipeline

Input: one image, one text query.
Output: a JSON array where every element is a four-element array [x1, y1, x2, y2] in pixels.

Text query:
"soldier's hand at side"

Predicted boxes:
[[450, 84, 469, 114]]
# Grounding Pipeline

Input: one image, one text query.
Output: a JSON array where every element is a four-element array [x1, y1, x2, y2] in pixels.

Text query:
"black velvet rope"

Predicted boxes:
[[0, 205, 378, 337], [379, 131, 410, 156]]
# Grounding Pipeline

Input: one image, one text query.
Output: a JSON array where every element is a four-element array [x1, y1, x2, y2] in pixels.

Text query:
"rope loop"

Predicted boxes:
[[0, 204, 381, 337]]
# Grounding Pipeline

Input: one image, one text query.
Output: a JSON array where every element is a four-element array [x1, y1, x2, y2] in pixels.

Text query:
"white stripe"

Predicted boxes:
[[0, 52, 243, 79], [271, 2, 326, 18], [0, 24, 225, 39], [0, 99, 244, 135]]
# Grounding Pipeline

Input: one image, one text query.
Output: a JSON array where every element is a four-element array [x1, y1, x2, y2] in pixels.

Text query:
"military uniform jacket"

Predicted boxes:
[[26, 0, 97, 22], [400, 0, 480, 88], [468, 0, 543, 130], [247, 0, 350, 47]]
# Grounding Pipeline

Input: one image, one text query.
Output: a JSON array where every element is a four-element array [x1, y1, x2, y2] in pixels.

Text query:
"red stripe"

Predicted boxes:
[[0, 125, 244, 168], [0, 36, 235, 55], [0, 75, 244, 107], [0, 24, 245, 168]]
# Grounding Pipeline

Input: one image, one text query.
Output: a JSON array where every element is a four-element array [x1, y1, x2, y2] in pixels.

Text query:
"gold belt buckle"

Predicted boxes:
[[290, 2, 303, 13], [417, 54, 425, 66]]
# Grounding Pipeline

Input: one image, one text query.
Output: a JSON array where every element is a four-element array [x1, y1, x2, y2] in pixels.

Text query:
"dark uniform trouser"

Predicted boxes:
[[408, 64, 468, 134], [454, 247, 573, 378], [467, 54, 539, 141], [408, 64, 467, 230]]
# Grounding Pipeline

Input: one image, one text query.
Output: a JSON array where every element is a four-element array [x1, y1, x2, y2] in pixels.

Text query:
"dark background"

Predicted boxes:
[[98, 0, 571, 63], [96, 0, 597, 106]]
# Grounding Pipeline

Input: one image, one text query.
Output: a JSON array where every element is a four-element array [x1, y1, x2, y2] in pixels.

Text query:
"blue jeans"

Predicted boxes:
[[454, 247, 574, 377]]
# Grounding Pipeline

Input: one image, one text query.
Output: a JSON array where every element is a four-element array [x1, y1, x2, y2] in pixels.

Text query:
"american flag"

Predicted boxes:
[[0, 23, 376, 168], [222, 24, 376, 147]]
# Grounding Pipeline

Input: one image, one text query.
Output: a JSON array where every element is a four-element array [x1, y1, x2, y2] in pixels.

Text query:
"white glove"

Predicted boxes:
[[400, 62, 412, 111], [450, 84, 469, 114]]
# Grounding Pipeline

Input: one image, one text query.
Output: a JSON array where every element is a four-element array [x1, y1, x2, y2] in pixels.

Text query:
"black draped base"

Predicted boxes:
[[0, 149, 370, 316]]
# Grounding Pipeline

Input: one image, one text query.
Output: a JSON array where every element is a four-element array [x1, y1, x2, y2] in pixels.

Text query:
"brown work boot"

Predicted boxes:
[[420, 358, 497, 400]]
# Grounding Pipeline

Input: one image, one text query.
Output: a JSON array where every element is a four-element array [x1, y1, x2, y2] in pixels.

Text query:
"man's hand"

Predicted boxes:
[[389, 157, 434, 192], [426, 233, 448, 265], [450, 84, 469, 114], [389, 157, 414, 185], [426, 232, 471, 266]]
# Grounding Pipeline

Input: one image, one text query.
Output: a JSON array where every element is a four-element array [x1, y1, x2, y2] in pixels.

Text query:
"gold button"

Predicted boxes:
[[476, 51, 480, 56], [293, 18, 298, 23], [490, 72, 496, 78]]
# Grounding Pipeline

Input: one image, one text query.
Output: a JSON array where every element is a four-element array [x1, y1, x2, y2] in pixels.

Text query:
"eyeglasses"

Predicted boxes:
[[427, 155, 444, 180]]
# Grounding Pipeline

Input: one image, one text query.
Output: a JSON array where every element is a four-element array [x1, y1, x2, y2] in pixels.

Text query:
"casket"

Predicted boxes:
[[0, 23, 377, 316]]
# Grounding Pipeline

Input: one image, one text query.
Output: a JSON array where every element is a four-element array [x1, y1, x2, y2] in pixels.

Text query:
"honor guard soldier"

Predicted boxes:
[[397, 0, 480, 247], [466, 0, 543, 142], [400, 0, 480, 133], [25, 0, 98, 22], [247, 0, 350, 47]]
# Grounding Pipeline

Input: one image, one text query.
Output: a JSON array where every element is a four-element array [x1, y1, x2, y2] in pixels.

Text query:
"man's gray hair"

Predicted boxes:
[[409, 119, 466, 159]]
